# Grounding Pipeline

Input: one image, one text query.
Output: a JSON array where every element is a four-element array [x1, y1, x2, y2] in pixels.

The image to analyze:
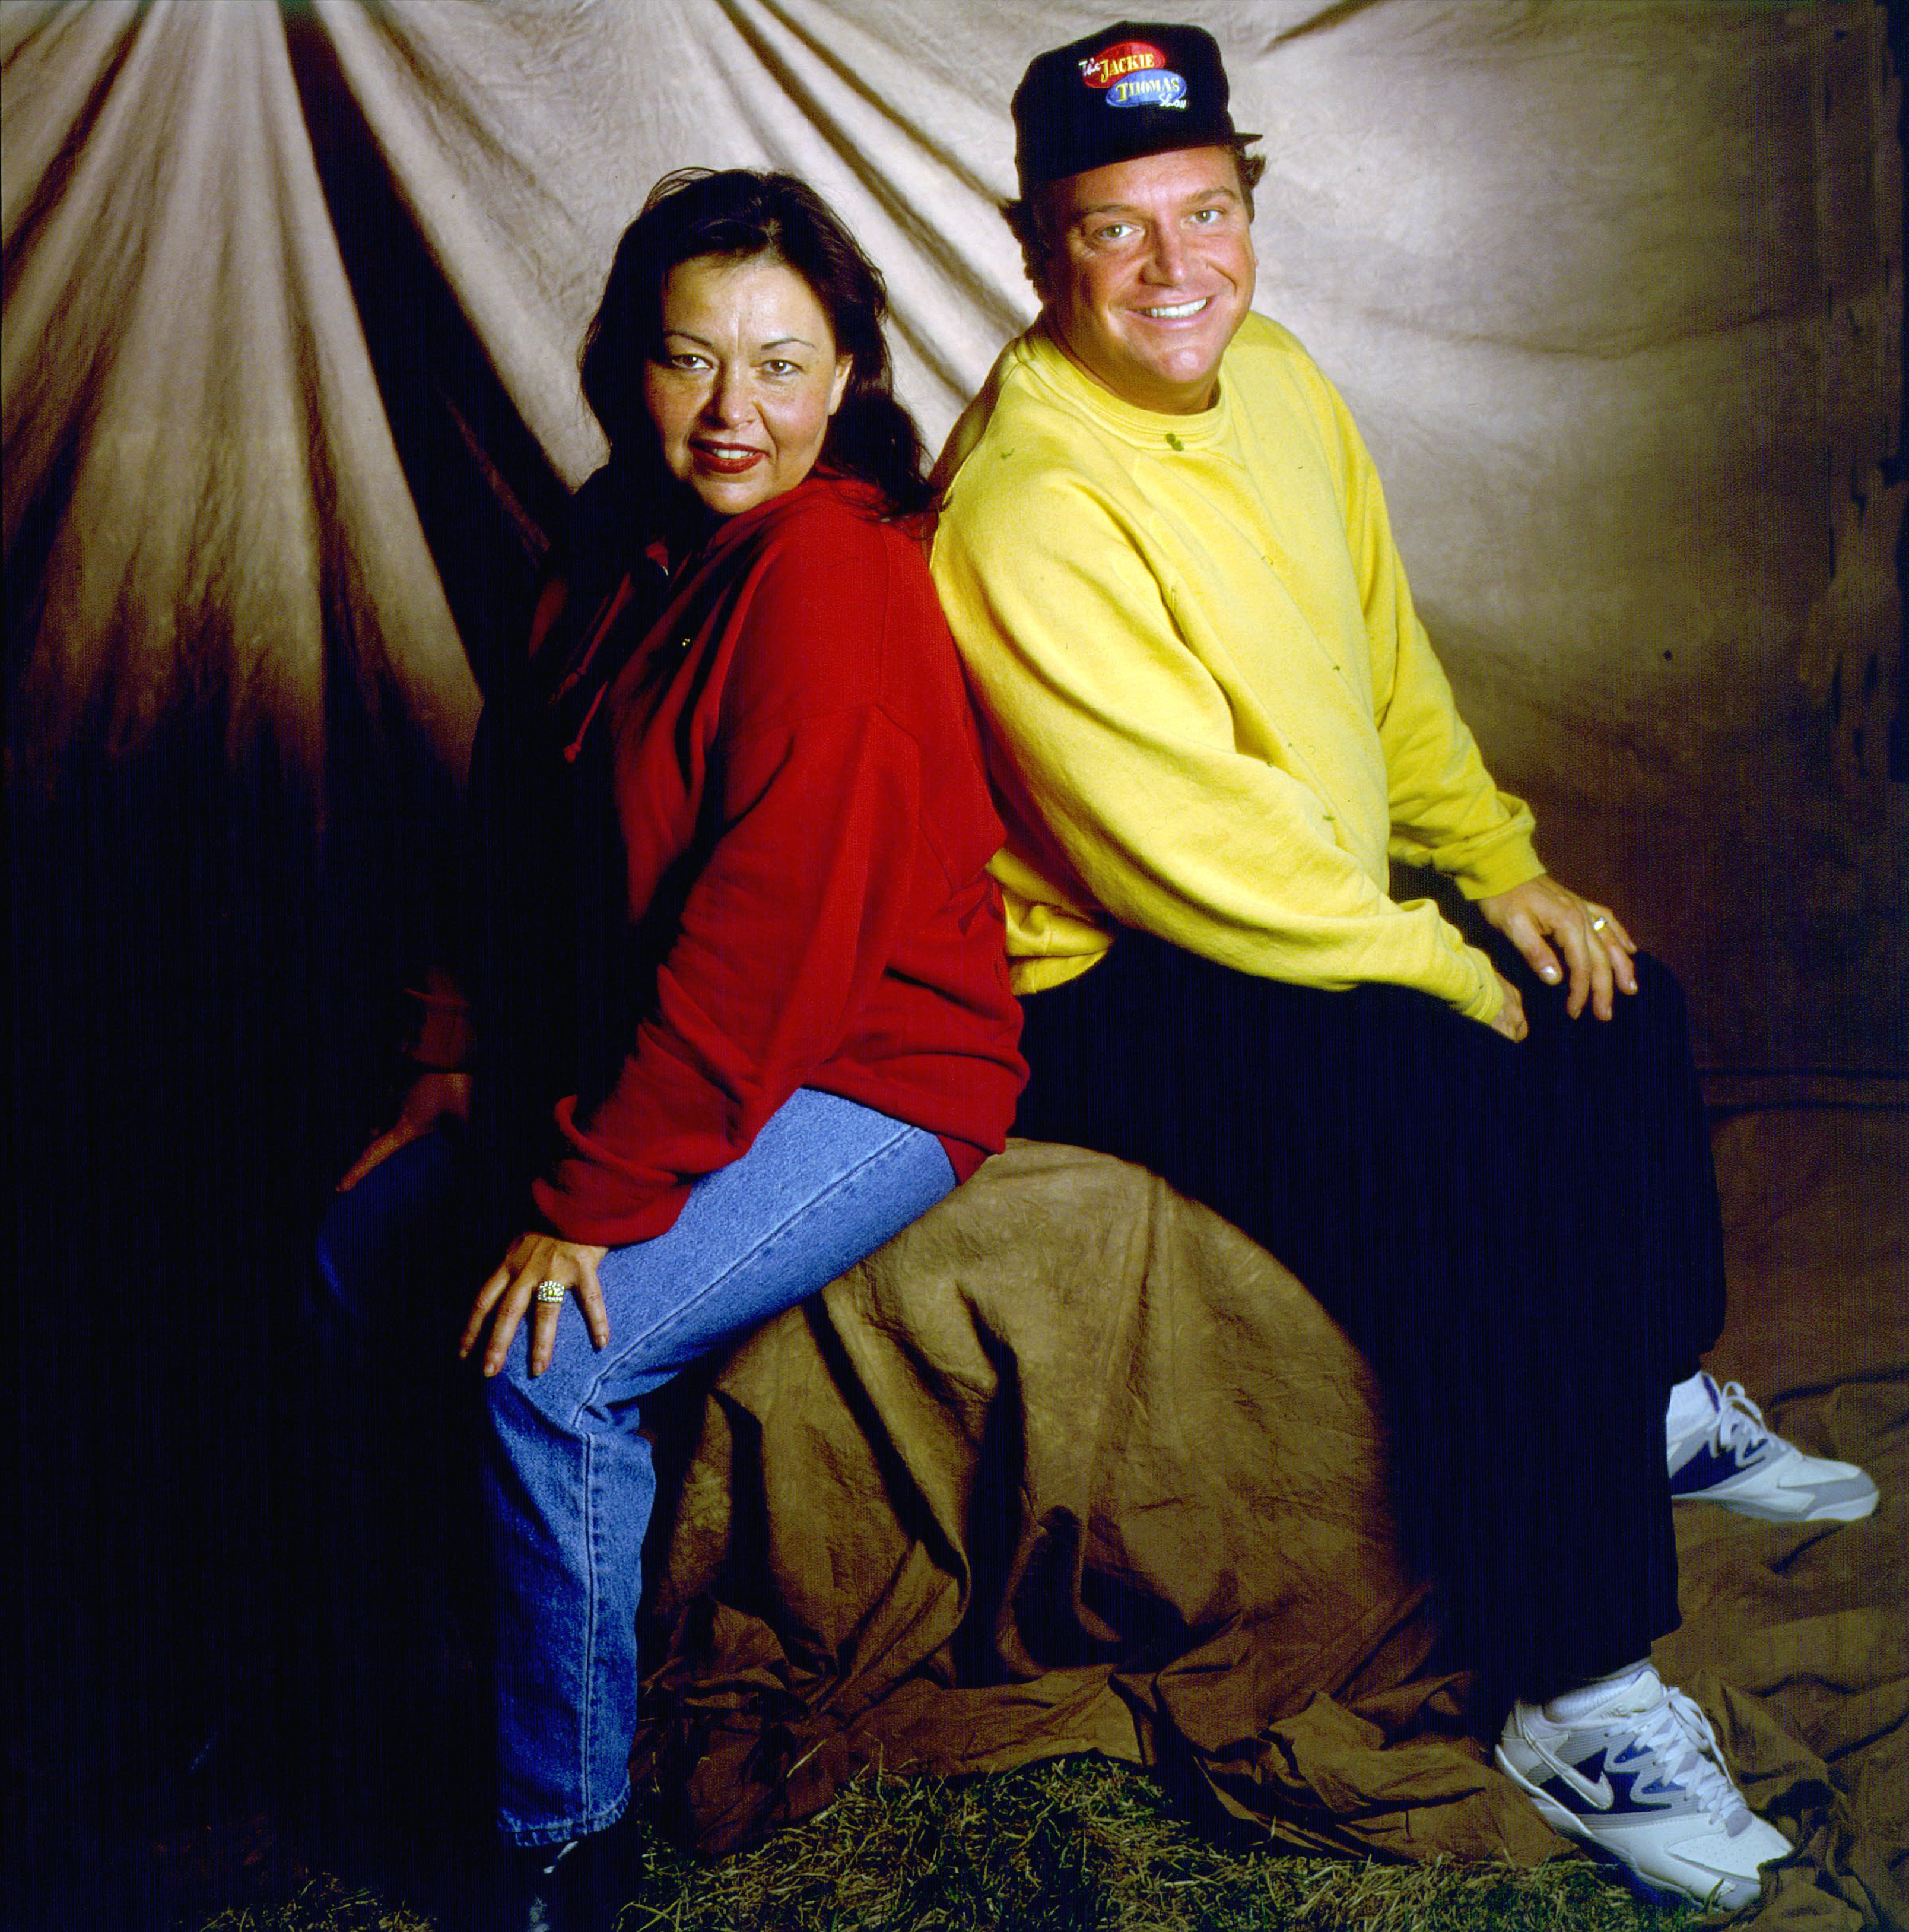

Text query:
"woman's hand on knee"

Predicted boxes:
[[460, 1230, 610, 1378]]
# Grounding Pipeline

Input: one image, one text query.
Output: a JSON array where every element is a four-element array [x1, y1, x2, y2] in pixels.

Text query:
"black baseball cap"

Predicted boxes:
[[1012, 21, 1256, 192]]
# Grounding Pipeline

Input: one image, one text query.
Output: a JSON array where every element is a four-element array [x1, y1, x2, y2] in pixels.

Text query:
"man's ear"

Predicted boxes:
[[1003, 194, 1056, 302]]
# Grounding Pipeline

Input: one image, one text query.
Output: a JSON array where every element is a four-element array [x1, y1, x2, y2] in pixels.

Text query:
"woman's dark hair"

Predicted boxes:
[[580, 168, 933, 519]]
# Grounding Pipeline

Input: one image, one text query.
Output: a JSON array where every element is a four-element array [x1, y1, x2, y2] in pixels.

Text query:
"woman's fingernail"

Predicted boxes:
[[1540, 965, 1560, 981]]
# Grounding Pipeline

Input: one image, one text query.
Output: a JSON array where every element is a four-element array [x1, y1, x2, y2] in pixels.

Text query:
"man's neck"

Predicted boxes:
[[1039, 313, 1221, 416]]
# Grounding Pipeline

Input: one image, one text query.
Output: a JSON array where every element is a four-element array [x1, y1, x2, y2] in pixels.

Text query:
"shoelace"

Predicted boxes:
[[1710, 1380, 1777, 1458], [1627, 1683, 1752, 1833]]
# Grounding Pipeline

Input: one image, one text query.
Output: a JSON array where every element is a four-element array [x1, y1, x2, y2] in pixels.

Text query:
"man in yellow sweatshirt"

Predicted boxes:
[[932, 21, 1875, 1912]]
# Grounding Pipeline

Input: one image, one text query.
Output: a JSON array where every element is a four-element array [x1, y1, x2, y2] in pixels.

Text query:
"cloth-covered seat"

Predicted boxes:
[[629, 1119, 1906, 1930]]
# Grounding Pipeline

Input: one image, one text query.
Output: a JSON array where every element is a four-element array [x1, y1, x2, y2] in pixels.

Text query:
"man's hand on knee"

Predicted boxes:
[[1478, 877, 1637, 1021], [1489, 970, 1529, 1042]]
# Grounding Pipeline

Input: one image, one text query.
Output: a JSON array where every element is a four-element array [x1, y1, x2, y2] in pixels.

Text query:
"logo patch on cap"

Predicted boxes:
[[1016, 25, 1243, 186], [1078, 40, 1167, 88], [1108, 69, 1185, 109]]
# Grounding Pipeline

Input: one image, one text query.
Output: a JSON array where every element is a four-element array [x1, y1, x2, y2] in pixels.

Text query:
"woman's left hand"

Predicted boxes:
[[1475, 877, 1637, 1021], [460, 1232, 611, 1379]]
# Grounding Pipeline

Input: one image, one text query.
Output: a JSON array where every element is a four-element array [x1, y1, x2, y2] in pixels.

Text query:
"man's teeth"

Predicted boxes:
[[1142, 299, 1208, 319]]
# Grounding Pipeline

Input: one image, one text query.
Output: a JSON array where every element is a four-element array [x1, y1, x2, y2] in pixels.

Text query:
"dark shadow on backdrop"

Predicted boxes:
[[9, 18, 582, 1923]]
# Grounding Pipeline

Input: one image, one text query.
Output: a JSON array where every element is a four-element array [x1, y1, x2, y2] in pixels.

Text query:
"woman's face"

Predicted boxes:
[[643, 253, 852, 519]]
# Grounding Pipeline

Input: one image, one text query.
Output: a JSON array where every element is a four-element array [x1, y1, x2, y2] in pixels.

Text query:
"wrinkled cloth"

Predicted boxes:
[[631, 1110, 1906, 1928], [3, 1, 1900, 1073]]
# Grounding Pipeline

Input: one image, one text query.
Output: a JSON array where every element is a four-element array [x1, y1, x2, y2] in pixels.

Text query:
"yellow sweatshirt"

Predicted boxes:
[[930, 314, 1543, 1024]]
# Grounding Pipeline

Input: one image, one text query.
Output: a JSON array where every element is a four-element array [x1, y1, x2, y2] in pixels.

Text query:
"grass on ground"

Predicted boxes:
[[192, 1754, 1704, 1932]]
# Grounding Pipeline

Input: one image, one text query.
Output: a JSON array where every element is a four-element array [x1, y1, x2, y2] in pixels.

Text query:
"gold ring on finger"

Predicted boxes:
[[1589, 915, 1608, 932], [533, 1280, 567, 1306]]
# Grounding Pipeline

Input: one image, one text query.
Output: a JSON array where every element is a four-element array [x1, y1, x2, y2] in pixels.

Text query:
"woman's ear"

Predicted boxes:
[[829, 356, 852, 415]]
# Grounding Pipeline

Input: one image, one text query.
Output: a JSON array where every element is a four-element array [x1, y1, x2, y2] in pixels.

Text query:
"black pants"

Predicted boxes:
[[1015, 932, 1725, 1715]]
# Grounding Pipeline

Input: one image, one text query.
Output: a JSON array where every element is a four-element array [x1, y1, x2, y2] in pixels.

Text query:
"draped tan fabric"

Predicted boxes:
[[1, 0, 480, 779], [2, 8, 1902, 1920], [2, 1, 1900, 1070], [633, 1116, 1908, 1929]]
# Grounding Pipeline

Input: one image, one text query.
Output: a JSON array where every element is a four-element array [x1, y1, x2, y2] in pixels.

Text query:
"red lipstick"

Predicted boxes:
[[691, 442, 765, 475]]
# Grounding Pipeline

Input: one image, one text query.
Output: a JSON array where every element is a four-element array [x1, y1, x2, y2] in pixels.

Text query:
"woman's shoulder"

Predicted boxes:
[[748, 471, 911, 550], [739, 474, 934, 604], [718, 478, 946, 719]]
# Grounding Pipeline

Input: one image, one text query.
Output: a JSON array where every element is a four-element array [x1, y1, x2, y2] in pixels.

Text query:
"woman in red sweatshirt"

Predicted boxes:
[[334, 169, 1022, 1917]]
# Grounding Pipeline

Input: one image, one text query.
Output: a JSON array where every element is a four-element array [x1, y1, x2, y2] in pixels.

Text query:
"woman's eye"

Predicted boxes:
[[761, 359, 799, 377]]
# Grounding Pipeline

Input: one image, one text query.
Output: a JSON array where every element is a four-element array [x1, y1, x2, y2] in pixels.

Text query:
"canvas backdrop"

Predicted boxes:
[[4, 7, 1905, 1925], [5, 0, 1903, 1077]]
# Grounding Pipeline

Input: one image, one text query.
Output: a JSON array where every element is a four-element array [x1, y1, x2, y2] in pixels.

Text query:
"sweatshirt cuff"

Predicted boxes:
[[1453, 836, 1545, 902], [531, 1168, 688, 1249], [1443, 937, 1507, 1024]]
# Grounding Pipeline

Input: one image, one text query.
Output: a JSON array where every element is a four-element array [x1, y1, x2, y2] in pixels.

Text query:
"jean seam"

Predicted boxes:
[[581, 1427, 599, 1818], [557, 1117, 927, 1432]]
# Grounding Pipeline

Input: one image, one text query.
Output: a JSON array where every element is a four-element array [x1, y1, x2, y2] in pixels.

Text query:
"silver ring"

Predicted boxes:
[[533, 1280, 567, 1306], [1589, 915, 1608, 932]]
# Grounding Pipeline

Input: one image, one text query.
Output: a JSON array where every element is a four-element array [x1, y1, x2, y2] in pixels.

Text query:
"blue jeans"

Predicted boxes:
[[484, 1088, 955, 1845]]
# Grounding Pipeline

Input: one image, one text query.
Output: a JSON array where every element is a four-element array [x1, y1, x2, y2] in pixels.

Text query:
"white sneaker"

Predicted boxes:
[[1495, 1665, 1791, 1911], [1668, 1372, 1878, 1522]]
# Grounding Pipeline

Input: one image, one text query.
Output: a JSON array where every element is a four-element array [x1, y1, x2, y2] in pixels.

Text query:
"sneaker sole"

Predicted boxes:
[[1672, 1484, 1879, 1524]]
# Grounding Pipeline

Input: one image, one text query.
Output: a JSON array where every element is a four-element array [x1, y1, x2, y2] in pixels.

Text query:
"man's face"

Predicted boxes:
[[1041, 145, 1256, 415]]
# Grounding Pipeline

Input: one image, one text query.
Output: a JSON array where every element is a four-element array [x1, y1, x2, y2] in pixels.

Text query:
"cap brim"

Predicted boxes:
[[1021, 124, 1263, 189]]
